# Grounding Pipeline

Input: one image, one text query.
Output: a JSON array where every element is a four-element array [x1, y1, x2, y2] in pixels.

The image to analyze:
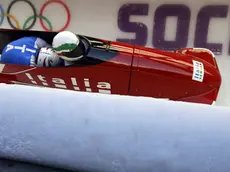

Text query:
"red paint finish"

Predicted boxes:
[[0, 29, 222, 105], [129, 45, 221, 103], [0, 41, 135, 96]]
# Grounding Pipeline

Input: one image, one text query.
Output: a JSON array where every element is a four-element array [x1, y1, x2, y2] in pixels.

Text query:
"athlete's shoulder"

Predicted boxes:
[[9, 36, 38, 44], [34, 37, 51, 48], [13, 36, 49, 48]]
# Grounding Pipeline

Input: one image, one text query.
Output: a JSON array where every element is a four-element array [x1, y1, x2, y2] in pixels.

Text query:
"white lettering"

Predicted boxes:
[[6, 44, 37, 54], [25, 73, 34, 80], [52, 78, 66, 89], [52, 78, 65, 85], [55, 84, 67, 89], [42, 82, 48, 86], [15, 45, 26, 53], [37, 75, 46, 82], [86, 88, 92, 92], [5, 45, 14, 52], [25, 73, 112, 94], [71, 78, 80, 91], [97, 82, 111, 89], [25, 73, 37, 84], [71, 78, 78, 86], [99, 89, 111, 94], [74, 87, 80, 91], [84, 78, 90, 87], [37, 75, 47, 86]]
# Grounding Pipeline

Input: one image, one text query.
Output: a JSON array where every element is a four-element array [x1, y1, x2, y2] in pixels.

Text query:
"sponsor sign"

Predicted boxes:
[[117, 2, 230, 55]]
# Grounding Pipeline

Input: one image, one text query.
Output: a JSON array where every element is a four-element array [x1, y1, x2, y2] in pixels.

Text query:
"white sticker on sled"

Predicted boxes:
[[192, 60, 204, 82]]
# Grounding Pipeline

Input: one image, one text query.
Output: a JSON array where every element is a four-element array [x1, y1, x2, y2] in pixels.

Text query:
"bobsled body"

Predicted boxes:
[[0, 29, 221, 105]]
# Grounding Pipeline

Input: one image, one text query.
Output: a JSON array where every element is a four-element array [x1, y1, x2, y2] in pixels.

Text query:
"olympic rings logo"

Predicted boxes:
[[0, 0, 71, 31]]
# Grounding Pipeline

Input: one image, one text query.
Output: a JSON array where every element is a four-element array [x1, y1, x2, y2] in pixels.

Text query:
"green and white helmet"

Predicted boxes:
[[52, 31, 81, 60]]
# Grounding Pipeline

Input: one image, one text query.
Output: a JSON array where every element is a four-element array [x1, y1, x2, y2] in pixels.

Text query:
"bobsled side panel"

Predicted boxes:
[[129, 46, 221, 104], [0, 29, 135, 95], [0, 51, 134, 96]]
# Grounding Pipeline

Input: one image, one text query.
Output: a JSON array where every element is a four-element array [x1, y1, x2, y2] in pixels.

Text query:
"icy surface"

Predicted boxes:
[[0, 158, 72, 172], [0, 84, 230, 172]]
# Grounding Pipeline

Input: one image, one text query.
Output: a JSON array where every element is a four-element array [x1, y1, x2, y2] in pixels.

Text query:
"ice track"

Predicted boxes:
[[0, 84, 230, 172]]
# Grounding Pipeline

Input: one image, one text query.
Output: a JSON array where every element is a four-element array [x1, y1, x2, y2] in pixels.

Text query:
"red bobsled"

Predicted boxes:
[[0, 29, 222, 105]]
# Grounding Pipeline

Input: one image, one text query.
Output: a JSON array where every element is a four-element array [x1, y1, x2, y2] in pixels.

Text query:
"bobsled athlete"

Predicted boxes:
[[0, 36, 62, 67], [0, 31, 86, 67]]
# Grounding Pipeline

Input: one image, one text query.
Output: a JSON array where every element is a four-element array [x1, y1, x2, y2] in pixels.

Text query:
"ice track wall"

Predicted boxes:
[[0, 0, 229, 106], [0, 85, 230, 172]]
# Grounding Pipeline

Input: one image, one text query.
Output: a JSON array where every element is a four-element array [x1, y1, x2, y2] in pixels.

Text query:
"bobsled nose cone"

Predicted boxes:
[[203, 63, 222, 88], [179, 65, 222, 105]]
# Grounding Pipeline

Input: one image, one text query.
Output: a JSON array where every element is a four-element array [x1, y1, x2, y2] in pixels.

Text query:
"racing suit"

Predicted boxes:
[[0, 36, 51, 66]]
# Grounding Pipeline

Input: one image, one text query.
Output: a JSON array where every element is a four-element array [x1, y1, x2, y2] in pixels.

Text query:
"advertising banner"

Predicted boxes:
[[0, 0, 229, 105]]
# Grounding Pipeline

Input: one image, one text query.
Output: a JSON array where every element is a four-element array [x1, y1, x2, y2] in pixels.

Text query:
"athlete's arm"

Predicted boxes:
[[30, 55, 36, 66], [35, 38, 52, 49]]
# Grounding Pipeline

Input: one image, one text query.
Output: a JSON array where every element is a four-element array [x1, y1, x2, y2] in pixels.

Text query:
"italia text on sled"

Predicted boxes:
[[0, 29, 222, 105]]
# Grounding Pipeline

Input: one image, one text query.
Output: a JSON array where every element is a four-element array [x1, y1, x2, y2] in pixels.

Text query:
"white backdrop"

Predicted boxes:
[[0, 0, 229, 106]]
